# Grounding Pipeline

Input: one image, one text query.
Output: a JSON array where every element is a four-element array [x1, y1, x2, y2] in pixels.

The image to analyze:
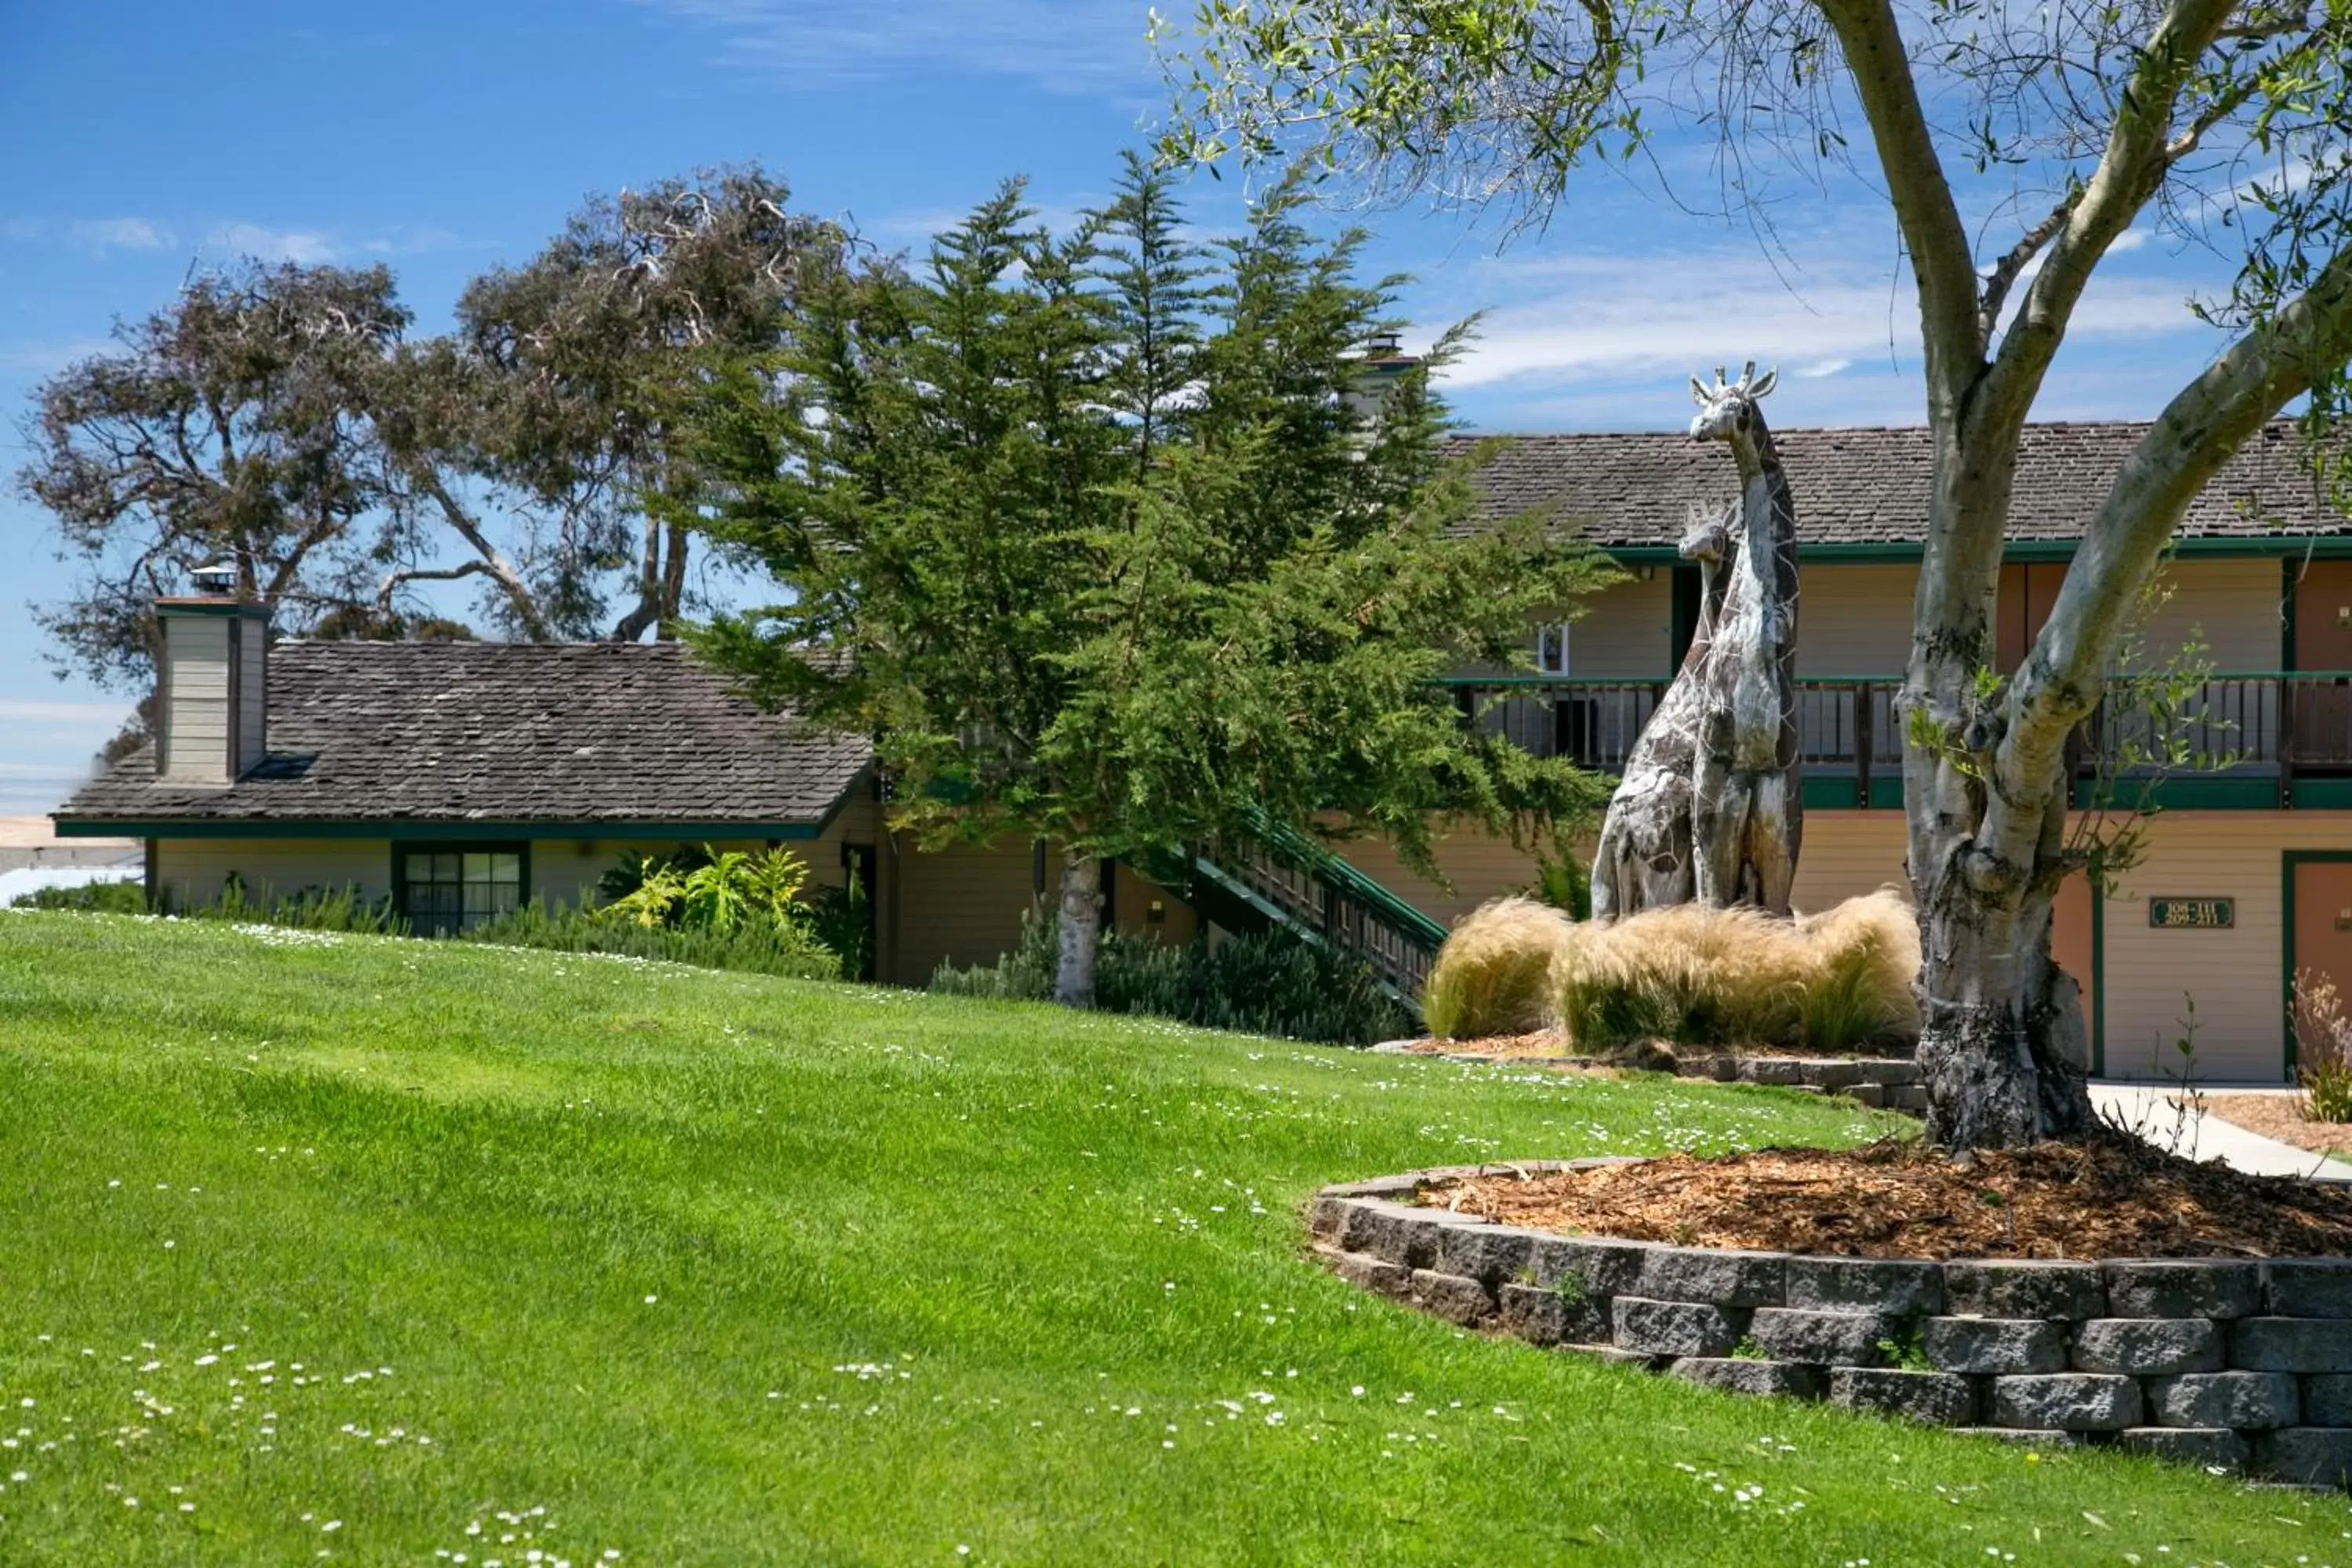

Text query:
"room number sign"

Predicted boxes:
[[2147, 898, 2234, 929]]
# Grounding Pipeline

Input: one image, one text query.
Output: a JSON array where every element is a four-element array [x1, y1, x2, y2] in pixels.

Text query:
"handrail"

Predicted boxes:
[[1436, 670, 2352, 687], [1238, 808, 1448, 949]]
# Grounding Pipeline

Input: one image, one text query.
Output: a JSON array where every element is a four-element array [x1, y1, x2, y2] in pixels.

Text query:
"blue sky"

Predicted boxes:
[[0, 0, 2256, 812]]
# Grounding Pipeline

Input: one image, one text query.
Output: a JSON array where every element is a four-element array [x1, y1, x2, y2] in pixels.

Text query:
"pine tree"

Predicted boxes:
[[688, 154, 1614, 1005]]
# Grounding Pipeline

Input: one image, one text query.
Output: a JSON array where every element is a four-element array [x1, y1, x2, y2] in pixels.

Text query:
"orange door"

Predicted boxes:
[[1997, 564, 2067, 672], [2293, 861, 2352, 1073], [2294, 561, 2352, 764], [2050, 869, 2097, 1051]]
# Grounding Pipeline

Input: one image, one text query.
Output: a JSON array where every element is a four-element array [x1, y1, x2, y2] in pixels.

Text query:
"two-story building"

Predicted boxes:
[[50, 419, 2352, 1083]]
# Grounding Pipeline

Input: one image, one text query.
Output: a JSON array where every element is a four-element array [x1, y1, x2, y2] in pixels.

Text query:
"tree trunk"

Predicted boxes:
[[1912, 819, 2096, 1149], [1054, 853, 1104, 1007]]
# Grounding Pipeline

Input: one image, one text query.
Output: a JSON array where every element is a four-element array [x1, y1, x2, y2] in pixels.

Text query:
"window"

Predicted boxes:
[[397, 846, 524, 937], [1534, 622, 1571, 676]]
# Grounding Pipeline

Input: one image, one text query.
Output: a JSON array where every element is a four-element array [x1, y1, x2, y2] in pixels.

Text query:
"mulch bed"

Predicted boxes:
[[2207, 1094, 2352, 1160], [1424, 1134, 2352, 1258]]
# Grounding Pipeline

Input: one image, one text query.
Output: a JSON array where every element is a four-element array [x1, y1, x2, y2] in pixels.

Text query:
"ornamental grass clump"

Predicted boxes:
[[2291, 967, 2352, 1124], [1420, 896, 1577, 1040], [1421, 887, 1920, 1054]]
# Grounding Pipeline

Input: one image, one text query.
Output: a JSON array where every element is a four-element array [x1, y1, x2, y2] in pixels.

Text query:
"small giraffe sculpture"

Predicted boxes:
[[1687, 362, 1803, 915], [1589, 499, 1738, 919]]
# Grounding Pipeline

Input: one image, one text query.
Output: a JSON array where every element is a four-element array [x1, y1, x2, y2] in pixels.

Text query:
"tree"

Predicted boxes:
[[394, 166, 847, 642], [17, 169, 846, 708], [1164, 0, 2352, 1148], [684, 158, 1613, 1005], [19, 261, 412, 688]]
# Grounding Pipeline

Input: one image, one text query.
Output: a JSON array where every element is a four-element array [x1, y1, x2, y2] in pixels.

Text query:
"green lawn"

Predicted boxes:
[[0, 913, 2344, 1566]]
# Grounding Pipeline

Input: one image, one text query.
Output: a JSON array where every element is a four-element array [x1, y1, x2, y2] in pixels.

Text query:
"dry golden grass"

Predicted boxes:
[[1421, 887, 1920, 1053], [1421, 896, 1577, 1040]]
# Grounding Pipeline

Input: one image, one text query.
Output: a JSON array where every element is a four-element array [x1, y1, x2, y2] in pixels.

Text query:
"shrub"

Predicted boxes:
[[467, 899, 840, 981], [930, 911, 1412, 1046], [9, 879, 148, 914], [202, 878, 412, 935], [1553, 890, 1920, 1053], [1421, 897, 1577, 1040], [2291, 967, 2352, 1124]]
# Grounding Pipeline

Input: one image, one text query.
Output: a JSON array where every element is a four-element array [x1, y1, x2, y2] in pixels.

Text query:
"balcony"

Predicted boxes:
[[1439, 673, 2352, 810]]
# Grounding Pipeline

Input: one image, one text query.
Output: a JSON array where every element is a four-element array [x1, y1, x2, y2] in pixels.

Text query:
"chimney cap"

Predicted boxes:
[[188, 560, 238, 596]]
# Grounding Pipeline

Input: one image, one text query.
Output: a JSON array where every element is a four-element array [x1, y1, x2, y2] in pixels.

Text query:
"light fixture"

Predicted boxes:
[[189, 561, 238, 596]]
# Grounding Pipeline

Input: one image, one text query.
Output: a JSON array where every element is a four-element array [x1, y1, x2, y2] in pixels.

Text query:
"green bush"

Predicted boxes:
[[466, 899, 840, 981], [9, 879, 148, 914], [930, 910, 1412, 1046]]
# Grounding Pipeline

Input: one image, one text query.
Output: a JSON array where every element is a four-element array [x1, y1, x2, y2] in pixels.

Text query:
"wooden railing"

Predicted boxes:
[[1439, 673, 2352, 786], [1190, 814, 1447, 1003]]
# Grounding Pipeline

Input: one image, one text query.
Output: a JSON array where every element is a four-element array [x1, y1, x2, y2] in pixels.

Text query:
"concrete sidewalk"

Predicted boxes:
[[2089, 1083, 2352, 1182]]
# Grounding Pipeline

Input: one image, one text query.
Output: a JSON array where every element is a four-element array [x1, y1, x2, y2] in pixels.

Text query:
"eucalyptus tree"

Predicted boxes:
[[685, 158, 1611, 1007], [1165, 0, 2352, 1148]]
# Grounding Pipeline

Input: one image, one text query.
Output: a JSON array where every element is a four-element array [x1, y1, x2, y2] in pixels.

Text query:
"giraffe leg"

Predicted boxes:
[[1693, 753, 1748, 908], [1747, 771, 1798, 916]]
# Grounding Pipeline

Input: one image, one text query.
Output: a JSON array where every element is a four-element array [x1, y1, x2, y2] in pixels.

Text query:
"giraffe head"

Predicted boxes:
[[1687, 361, 1778, 443], [1677, 499, 1735, 564]]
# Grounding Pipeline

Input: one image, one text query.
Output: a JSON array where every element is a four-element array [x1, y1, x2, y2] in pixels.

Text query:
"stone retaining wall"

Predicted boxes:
[[1379, 1047, 1929, 1114], [1312, 1163, 2352, 1489]]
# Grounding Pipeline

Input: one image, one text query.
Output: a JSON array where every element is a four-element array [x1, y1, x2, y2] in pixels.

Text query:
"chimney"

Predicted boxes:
[[154, 562, 270, 784], [1342, 330, 1422, 425]]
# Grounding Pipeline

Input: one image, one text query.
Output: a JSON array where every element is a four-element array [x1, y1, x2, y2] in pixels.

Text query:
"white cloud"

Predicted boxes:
[[0, 216, 173, 253], [1432, 245, 2215, 393], [0, 699, 135, 725], [642, 0, 1159, 91], [203, 223, 337, 264]]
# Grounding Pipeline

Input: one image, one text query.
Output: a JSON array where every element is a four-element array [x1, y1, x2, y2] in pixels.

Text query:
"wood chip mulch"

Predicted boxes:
[[1425, 1134, 2352, 1259], [2206, 1094, 2352, 1160]]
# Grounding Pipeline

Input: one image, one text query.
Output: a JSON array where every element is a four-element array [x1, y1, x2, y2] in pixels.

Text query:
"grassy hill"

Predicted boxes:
[[0, 911, 2343, 1564]]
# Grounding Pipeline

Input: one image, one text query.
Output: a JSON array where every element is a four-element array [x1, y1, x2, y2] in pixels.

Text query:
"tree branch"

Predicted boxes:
[[416, 472, 554, 640], [1978, 196, 2078, 345], [1984, 0, 2240, 427], [1981, 243, 2352, 865], [377, 561, 497, 615], [1817, 0, 1984, 411]]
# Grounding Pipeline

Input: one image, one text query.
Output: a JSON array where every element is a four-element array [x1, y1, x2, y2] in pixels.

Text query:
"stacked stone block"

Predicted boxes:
[[1312, 1168, 2352, 1489]]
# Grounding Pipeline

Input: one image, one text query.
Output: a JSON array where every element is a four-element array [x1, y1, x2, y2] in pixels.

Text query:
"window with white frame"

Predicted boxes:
[[1534, 622, 1571, 675]]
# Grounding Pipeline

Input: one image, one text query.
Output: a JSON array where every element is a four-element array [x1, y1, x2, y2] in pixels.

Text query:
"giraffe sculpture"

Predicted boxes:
[[1687, 362, 1803, 915], [1588, 499, 1738, 919]]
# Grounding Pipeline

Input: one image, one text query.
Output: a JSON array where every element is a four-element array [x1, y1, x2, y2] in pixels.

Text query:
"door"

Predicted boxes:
[[2292, 857, 2352, 1075], [1997, 564, 2067, 672], [2294, 561, 2352, 766], [2050, 869, 2097, 1067]]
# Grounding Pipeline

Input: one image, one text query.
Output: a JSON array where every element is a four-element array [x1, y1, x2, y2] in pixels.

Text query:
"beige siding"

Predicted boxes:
[[1335, 831, 1544, 930], [886, 836, 1055, 986], [154, 838, 392, 910], [2098, 813, 2352, 1084], [160, 617, 231, 782], [1559, 573, 1673, 678], [1789, 812, 1913, 911], [2140, 557, 2281, 673], [1798, 564, 1917, 678], [236, 617, 267, 776]]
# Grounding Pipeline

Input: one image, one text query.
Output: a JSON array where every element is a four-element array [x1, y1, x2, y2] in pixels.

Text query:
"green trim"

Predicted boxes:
[[2280, 850, 2352, 1081], [1240, 811, 1448, 949], [1801, 776, 1860, 810], [2075, 775, 2281, 811], [57, 818, 828, 841], [2289, 778, 2352, 810], [1601, 538, 2352, 566], [1867, 773, 1906, 811]]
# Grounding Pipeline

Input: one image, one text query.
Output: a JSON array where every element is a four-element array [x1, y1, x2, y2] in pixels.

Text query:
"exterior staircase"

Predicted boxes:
[[1148, 815, 1447, 1014]]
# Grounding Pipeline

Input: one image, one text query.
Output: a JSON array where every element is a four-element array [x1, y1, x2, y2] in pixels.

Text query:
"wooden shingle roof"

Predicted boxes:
[[56, 642, 870, 830], [1454, 419, 2347, 549]]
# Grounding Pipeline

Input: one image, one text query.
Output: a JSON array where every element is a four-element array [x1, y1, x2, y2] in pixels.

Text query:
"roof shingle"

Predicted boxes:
[[1453, 419, 2346, 548], [56, 641, 871, 828]]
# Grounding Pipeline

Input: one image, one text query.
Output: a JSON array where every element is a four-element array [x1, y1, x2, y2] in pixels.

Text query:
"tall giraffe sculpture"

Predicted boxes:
[[1687, 362, 1803, 915], [1588, 499, 1738, 918]]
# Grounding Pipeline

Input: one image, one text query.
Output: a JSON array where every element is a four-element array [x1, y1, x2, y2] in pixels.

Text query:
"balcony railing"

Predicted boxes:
[[1439, 673, 2352, 800]]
